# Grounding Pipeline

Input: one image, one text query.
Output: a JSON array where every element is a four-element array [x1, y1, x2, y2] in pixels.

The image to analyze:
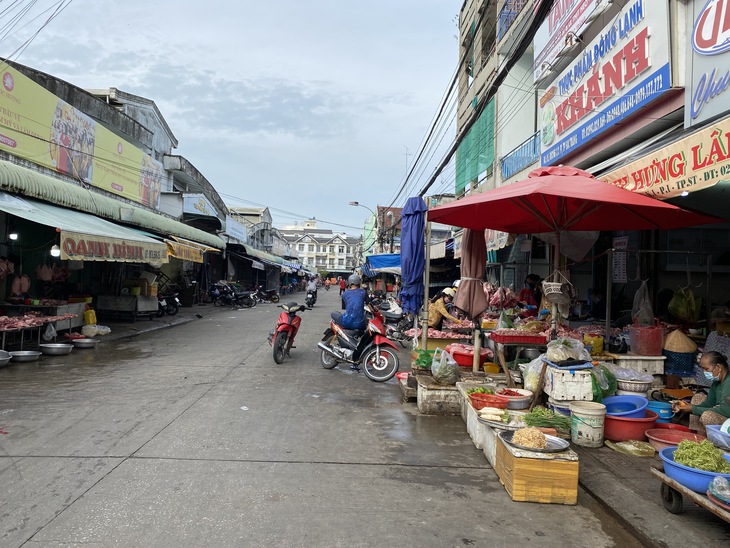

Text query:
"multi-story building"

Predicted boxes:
[[280, 220, 359, 275]]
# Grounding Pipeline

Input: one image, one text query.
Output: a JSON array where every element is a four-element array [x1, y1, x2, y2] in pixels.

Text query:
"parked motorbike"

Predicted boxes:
[[305, 290, 317, 308], [368, 295, 411, 347], [268, 302, 306, 363], [211, 282, 256, 308], [254, 286, 280, 303], [157, 291, 181, 316], [317, 304, 400, 382]]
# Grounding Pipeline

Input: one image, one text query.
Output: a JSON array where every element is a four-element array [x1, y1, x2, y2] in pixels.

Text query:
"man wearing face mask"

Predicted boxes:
[[673, 351, 730, 434]]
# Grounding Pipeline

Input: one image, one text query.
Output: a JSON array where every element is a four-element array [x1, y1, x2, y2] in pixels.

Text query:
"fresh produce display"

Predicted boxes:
[[404, 327, 471, 339], [477, 407, 510, 423], [523, 407, 572, 433], [513, 427, 548, 449], [674, 439, 730, 473], [498, 388, 524, 397], [466, 386, 495, 395]]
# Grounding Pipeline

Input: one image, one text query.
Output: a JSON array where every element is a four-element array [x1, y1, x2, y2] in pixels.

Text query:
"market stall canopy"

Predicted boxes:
[[428, 166, 722, 233], [366, 253, 401, 275], [164, 235, 218, 263], [0, 192, 168, 263], [399, 197, 427, 315]]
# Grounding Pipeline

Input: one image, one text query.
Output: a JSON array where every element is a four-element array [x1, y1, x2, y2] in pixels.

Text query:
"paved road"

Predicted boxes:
[[0, 290, 644, 547]]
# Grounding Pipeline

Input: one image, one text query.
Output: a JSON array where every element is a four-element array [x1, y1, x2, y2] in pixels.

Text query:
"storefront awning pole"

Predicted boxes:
[[605, 249, 613, 338], [420, 222, 431, 351]]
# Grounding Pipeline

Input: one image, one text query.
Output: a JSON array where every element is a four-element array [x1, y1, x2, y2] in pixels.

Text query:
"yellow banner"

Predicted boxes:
[[60, 231, 169, 263], [166, 240, 205, 263], [0, 65, 163, 207], [602, 117, 730, 198]]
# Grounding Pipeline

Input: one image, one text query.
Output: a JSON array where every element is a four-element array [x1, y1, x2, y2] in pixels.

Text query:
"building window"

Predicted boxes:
[[338, 246, 345, 253], [338, 258, 344, 266], [298, 244, 304, 252], [329, 246, 335, 253], [308, 244, 315, 252]]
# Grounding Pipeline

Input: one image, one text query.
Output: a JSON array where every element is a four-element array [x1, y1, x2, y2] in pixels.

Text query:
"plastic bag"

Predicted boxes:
[[81, 324, 99, 337], [42, 322, 57, 342], [522, 355, 546, 392], [95, 325, 111, 336], [668, 287, 702, 323], [605, 440, 656, 457], [631, 281, 654, 326], [497, 310, 514, 330], [431, 347, 459, 385], [546, 338, 591, 362], [605, 364, 654, 382], [709, 476, 730, 504]]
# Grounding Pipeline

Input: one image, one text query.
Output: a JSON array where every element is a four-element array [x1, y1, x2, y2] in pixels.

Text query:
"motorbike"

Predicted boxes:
[[254, 286, 280, 303], [368, 295, 411, 347], [317, 303, 400, 382], [157, 291, 181, 316], [211, 282, 256, 308], [305, 289, 317, 308], [268, 302, 306, 363]]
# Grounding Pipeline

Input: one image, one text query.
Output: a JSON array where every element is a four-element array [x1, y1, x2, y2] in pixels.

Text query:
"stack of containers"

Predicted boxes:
[[662, 330, 698, 377]]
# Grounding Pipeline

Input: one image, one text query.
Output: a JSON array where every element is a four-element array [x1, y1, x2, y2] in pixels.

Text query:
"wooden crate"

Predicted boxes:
[[494, 437, 579, 505]]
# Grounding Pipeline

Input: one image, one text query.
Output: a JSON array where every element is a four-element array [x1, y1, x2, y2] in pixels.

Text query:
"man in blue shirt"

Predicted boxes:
[[332, 274, 367, 330]]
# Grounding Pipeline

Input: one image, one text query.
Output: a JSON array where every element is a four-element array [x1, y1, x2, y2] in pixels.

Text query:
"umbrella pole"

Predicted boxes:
[[420, 222, 431, 351], [472, 327, 481, 373], [551, 235, 561, 339]]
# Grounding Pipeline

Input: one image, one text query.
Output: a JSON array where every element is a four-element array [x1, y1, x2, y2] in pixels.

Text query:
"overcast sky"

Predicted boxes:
[[5, 0, 460, 235]]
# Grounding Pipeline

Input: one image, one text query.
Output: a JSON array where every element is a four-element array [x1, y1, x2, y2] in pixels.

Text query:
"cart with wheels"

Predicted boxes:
[[650, 465, 730, 521]]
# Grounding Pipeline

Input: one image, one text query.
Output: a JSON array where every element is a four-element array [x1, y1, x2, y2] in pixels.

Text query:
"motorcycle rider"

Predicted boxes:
[[331, 273, 367, 331], [307, 277, 318, 301]]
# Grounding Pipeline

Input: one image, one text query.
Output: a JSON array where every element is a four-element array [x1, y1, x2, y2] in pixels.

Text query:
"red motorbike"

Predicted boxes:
[[268, 302, 307, 363], [317, 304, 400, 382]]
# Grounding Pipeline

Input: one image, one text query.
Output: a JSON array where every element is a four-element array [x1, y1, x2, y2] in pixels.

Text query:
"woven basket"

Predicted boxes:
[[542, 281, 572, 305], [468, 393, 509, 410]]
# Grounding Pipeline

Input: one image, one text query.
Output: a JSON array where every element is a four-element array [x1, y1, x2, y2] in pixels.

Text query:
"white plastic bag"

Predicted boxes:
[[632, 280, 654, 326], [522, 355, 546, 392], [81, 324, 99, 338], [95, 325, 111, 336], [431, 347, 459, 385], [42, 323, 57, 342]]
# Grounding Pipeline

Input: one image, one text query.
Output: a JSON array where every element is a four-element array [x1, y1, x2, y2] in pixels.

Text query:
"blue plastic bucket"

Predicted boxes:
[[647, 401, 674, 421], [603, 395, 648, 418]]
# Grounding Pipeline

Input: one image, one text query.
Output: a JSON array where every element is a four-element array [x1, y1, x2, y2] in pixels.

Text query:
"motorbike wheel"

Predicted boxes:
[[213, 296, 222, 307], [239, 296, 255, 308], [165, 301, 179, 316], [156, 305, 165, 317], [271, 294, 280, 303], [273, 332, 288, 364], [320, 347, 339, 369], [361, 347, 399, 382]]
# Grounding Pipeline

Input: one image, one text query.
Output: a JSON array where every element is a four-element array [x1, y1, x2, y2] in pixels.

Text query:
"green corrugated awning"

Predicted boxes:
[[0, 160, 225, 249], [0, 192, 169, 263], [242, 245, 285, 266]]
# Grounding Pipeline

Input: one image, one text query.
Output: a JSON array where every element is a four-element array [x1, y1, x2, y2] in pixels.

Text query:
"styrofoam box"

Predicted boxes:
[[544, 368, 593, 401], [611, 354, 665, 375]]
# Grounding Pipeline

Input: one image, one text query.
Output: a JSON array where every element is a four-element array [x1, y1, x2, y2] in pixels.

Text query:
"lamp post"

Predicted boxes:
[[349, 201, 380, 254]]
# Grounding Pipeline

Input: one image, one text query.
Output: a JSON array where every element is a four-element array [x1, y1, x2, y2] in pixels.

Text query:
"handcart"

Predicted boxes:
[[650, 464, 730, 522]]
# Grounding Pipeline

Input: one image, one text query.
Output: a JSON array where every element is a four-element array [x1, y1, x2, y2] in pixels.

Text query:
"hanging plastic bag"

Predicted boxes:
[[431, 347, 459, 385], [668, 287, 702, 323], [497, 310, 514, 329], [605, 440, 656, 457], [42, 322, 57, 342], [631, 281, 654, 326]]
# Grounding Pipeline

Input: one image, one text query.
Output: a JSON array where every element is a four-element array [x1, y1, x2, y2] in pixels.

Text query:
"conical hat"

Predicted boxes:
[[663, 330, 697, 352]]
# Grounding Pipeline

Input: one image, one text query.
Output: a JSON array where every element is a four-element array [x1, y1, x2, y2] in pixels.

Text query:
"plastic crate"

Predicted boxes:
[[662, 350, 696, 375], [543, 366, 594, 401], [490, 333, 547, 345]]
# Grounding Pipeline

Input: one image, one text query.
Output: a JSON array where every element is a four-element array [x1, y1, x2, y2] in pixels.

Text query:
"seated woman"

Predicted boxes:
[[428, 288, 461, 331], [674, 351, 730, 434]]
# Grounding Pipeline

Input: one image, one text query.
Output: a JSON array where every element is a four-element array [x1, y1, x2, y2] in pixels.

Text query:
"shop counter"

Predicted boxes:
[[96, 295, 157, 321]]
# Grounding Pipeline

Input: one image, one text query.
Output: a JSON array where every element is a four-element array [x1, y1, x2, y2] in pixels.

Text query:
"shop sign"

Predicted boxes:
[[453, 232, 462, 260], [485, 229, 510, 252], [0, 66, 164, 208], [166, 240, 204, 263], [533, 0, 605, 82], [183, 194, 218, 218], [224, 215, 249, 244], [686, 0, 730, 127], [601, 116, 730, 198], [61, 231, 169, 263], [539, 0, 671, 166]]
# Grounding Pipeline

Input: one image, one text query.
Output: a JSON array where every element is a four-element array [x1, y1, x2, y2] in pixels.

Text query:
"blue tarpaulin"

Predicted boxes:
[[366, 254, 401, 275]]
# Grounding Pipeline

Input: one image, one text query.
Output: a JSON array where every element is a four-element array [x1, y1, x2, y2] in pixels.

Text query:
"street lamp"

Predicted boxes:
[[349, 201, 380, 253]]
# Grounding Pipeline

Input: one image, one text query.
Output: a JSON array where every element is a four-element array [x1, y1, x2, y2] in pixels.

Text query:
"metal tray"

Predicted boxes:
[[9, 351, 42, 362], [477, 417, 526, 431], [72, 338, 99, 348], [498, 429, 570, 453]]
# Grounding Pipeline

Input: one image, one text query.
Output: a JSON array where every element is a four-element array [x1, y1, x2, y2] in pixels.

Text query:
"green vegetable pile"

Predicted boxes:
[[673, 439, 730, 473], [523, 407, 571, 434], [466, 386, 495, 395], [413, 349, 431, 369]]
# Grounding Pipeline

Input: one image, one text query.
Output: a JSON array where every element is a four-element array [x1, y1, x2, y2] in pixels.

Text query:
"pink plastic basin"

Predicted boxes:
[[645, 429, 705, 451], [603, 410, 658, 442]]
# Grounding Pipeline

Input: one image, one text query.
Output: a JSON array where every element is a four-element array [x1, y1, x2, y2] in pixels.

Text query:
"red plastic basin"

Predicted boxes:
[[603, 410, 658, 442], [653, 422, 690, 432], [645, 429, 705, 451]]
